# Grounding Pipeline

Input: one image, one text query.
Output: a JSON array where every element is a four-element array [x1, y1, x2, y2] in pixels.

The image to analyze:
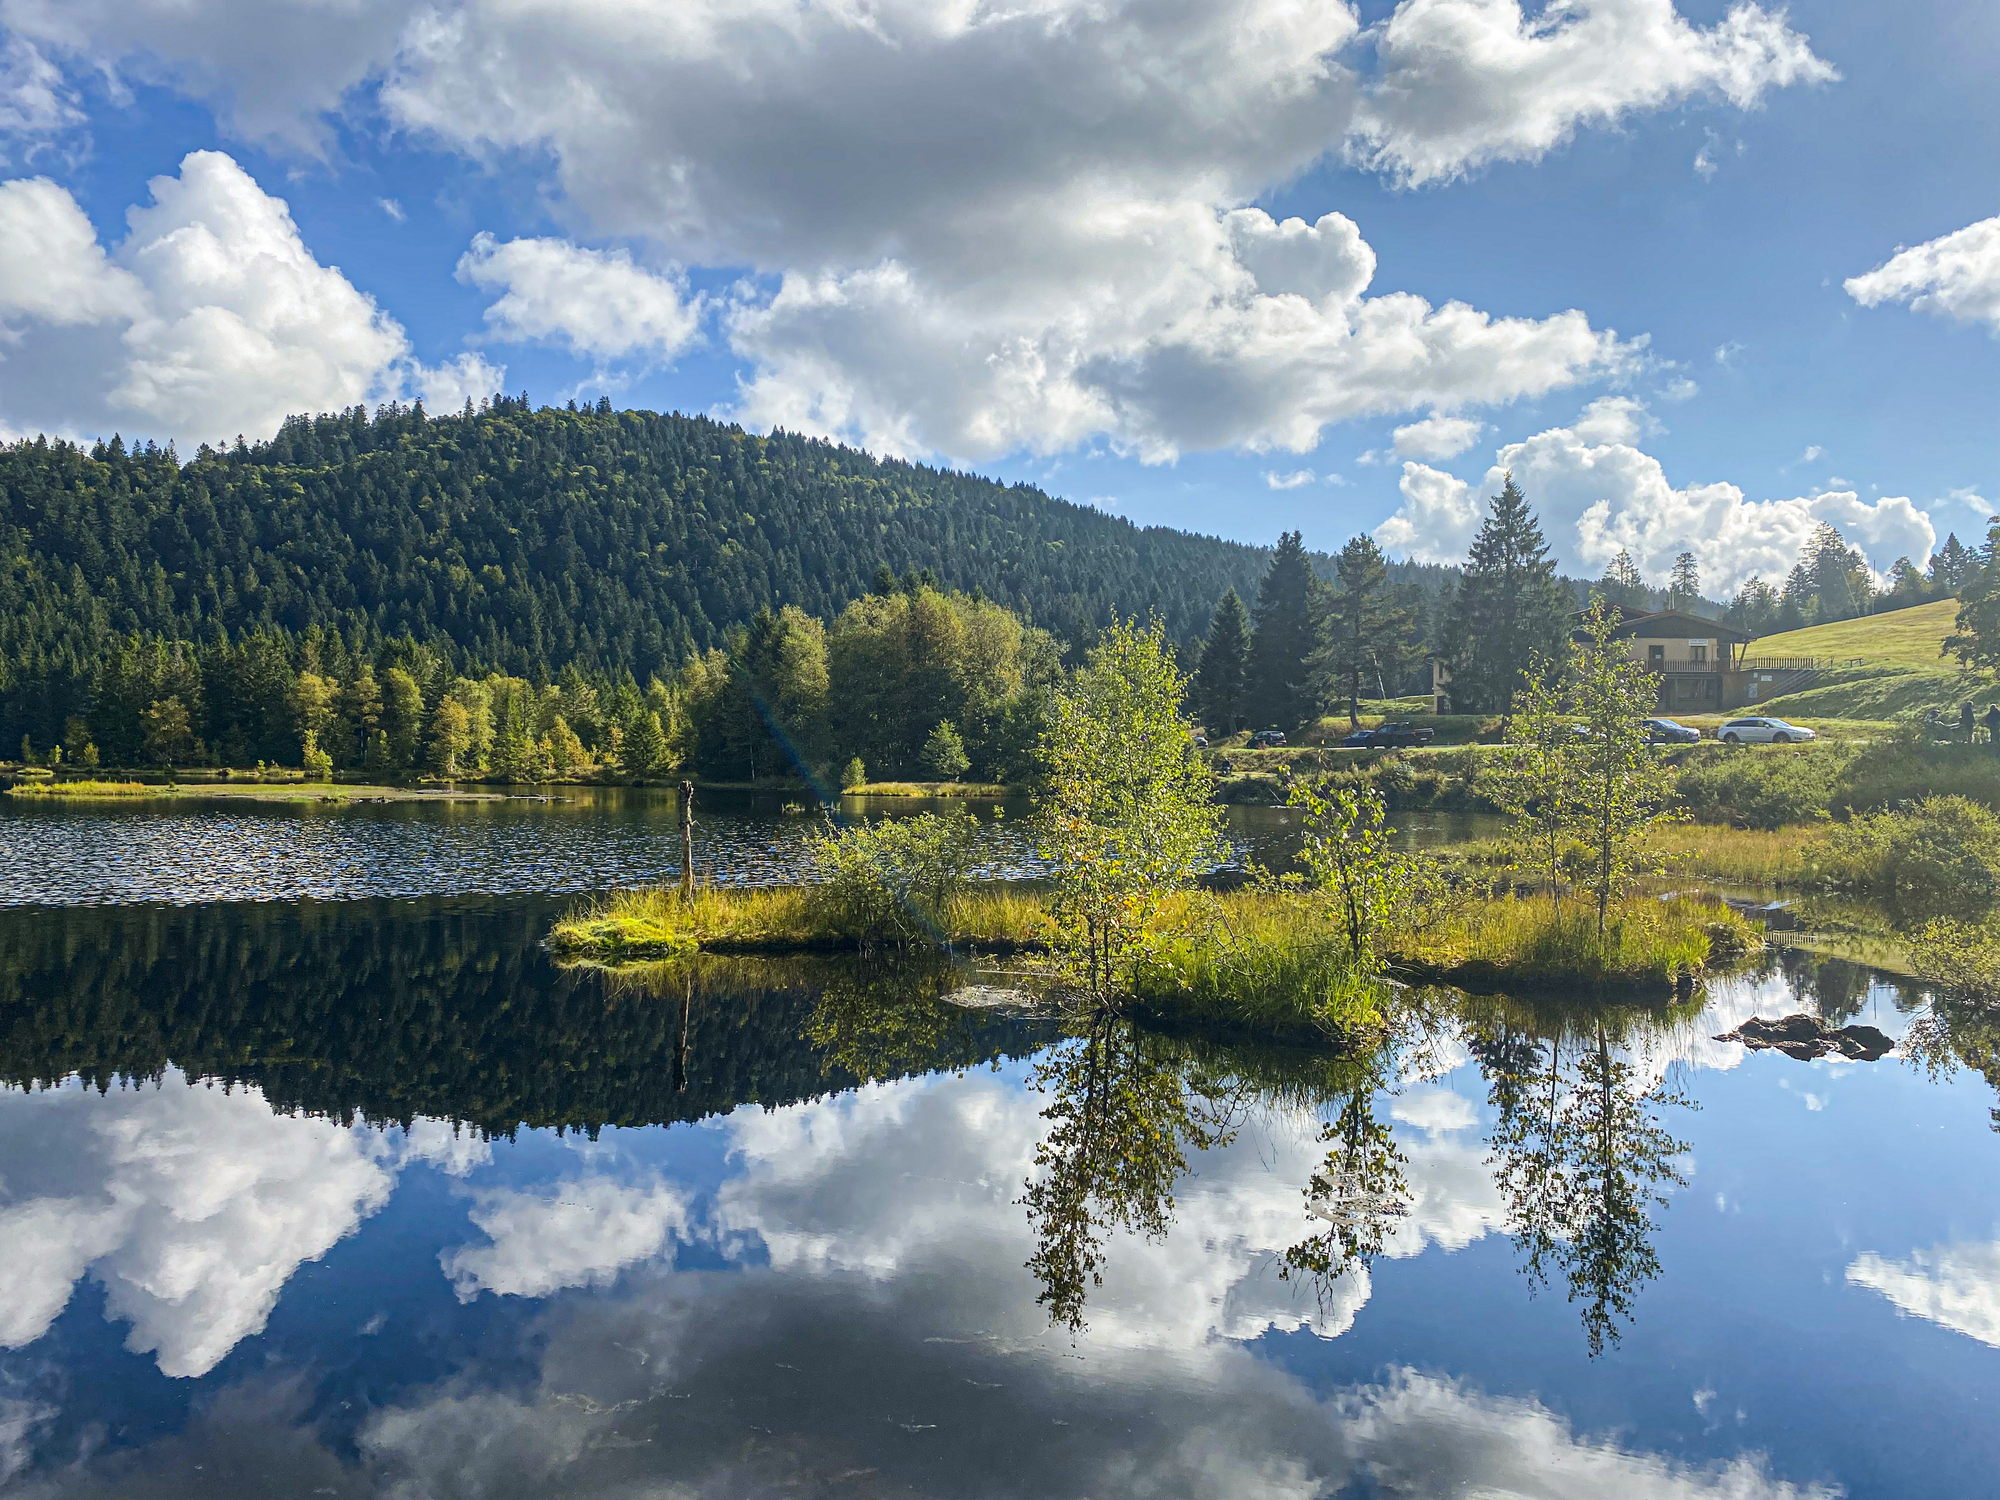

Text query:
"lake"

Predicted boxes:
[[0, 788, 1500, 906], [0, 800, 1994, 1498]]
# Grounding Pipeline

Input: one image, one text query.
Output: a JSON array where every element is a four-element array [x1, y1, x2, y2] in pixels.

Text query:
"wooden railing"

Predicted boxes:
[[1733, 656, 1865, 673]]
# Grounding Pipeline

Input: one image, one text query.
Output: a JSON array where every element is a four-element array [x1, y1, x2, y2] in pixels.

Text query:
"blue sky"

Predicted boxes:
[[0, 0, 1992, 595]]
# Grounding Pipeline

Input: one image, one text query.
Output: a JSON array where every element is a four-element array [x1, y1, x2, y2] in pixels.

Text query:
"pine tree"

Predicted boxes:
[[1195, 588, 1252, 734], [622, 709, 669, 779], [1309, 534, 1418, 728], [1946, 518, 2000, 671], [1929, 534, 1972, 593], [1725, 576, 1781, 637], [1668, 553, 1700, 610], [1599, 550, 1648, 609], [1441, 476, 1573, 715], [1247, 531, 1323, 732]]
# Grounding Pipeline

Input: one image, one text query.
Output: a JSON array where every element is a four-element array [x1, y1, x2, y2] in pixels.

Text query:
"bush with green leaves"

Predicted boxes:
[[1831, 795, 2000, 921], [840, 756, 867, 791], [922, 719, 970, 781], [1676, 745, 1849, 829], [1284, 775, 1451, 972], [1035, 617, 1226, 1003], [808, 808, 981, 947]]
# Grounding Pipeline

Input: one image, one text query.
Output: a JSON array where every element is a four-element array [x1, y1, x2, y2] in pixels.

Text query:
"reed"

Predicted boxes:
[[1387, 891, 1754, 991], [1131, 890, 1385, 1041], [551, 882, 1757, 1006], [548, 881, 1046, 958]]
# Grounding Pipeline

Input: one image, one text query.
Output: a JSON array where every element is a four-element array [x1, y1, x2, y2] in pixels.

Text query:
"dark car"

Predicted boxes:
[[1643, 717, 1701, 745], [1340, 730, 1376, 748], [1367, 721, 1437, 748], [1248, 729, 1288, 748]]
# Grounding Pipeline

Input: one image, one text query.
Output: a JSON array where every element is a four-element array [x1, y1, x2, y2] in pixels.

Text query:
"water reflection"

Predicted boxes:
[[1, 902, 1997, 1495]]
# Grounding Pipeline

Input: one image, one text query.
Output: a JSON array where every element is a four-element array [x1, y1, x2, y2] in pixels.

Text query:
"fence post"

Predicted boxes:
[[679, 780, 695, 902]]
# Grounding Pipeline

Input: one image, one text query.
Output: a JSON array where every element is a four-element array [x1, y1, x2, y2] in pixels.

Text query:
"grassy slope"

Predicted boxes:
[[1739, 599, 1995, 721], [1750, 598, 1958, 668]]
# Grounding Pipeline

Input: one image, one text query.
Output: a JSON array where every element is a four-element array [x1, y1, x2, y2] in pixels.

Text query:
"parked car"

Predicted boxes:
[[1192, 734, 1208, 749], [1643, 717, 1702, 745], [1340, 729, 1376, 748], [1248, 729, 1288, 748], [1369, 721, 1437, 748], [1716, 716, 1817, 745]]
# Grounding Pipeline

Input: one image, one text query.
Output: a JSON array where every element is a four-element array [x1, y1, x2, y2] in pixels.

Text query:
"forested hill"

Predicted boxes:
[[1, 397, 1313, 685]]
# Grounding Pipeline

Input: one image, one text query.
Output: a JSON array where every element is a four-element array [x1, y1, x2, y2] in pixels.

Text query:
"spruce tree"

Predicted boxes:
[[1946, 518, 2000, 671], [1599, 550, 1648, 610], [1669, 552, 1700, 610], [1441, 475, 1572, 715], [1309, 535, 1418, 727], [1247, 531, 1323, 732], [1929, 534, 1971, 593], [1195, 588, 1252, 734]]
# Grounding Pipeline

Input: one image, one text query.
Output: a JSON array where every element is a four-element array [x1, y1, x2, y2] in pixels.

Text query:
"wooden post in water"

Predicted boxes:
[[679, 779, 695, 902]]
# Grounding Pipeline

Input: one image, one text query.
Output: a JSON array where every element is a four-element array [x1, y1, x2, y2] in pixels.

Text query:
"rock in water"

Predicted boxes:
[[1713, 1012, 1894, 1062]]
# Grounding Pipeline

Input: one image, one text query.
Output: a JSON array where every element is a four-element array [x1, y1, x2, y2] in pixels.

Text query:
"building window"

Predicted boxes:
[[1648, 644, 1666, 666], [1691, 645, 1707, 664]]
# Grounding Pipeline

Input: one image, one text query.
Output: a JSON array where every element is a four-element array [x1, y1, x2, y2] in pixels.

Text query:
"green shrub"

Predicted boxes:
[[808, 808, 981, 947], [1675, 745, 1850, 828], [840, 756, 867, 791], [1831, 795, 2000, 920]]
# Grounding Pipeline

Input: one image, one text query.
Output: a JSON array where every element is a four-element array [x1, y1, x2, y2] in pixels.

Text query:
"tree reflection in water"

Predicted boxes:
[[1281, 1052, 1409, 1297], [1020, 1014, 1247, 1331], [1009, 984, 1701, 1354], [1470, 1006, 1694, 1356]]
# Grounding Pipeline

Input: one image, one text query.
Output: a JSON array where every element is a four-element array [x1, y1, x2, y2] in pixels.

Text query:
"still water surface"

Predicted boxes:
[[0, 788, 1496, 906], [0, 805, 1993, 1498]]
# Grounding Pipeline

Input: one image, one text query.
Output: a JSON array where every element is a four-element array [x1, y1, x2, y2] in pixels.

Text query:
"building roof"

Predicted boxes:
[[1576, 607, 1752, 643]]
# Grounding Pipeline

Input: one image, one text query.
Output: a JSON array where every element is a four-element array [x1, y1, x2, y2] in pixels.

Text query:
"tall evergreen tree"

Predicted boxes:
[[1598, 550, 1649, 609], [1668, 552, 1701, 610], [1946, 518, 2000, 671], [1309, 535, 1418, 728], [1725, 576, 1781, 637], [1929, 533, 1972, 593], [1441, 476, 1572, 715], [1195, 588, 1251, 734], [1247, 531, 1323, 732]]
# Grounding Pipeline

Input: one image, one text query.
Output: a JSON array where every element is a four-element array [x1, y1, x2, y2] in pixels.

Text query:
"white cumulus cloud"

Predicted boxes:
[[4, 0, 1833, 459], [1265, 468, 1319, 489], [1375, 411, 1937, 593], [1845, 216, 2000, 334], [0, 1071, 397, 1379], [1345, 0, 1835, 188], [441, 1177, 689, 1302], [1393, 413, 1486, 460], [0, 149, 499, 448], [457, 234, 702, 363]]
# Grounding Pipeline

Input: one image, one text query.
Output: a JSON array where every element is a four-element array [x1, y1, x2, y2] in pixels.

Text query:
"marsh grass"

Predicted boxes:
[[4, 779, 156, 798], [1131, 890, 1385, 1041], [1387, 892, 1753, 992], [845, 781, 1016, 799], [548, 881, 1047, 959]]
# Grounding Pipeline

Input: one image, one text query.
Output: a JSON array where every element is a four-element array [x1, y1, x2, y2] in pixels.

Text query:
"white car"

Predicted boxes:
[[1716, 716, 1817, 745]]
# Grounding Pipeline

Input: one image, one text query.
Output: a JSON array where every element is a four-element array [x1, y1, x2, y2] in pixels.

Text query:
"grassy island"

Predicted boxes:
[[4, 778, 504, 803], [554, 609, 1771, 1045]]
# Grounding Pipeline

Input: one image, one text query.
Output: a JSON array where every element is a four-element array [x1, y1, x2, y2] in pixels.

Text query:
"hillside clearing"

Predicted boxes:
[[1749, 598, 1958, 669]]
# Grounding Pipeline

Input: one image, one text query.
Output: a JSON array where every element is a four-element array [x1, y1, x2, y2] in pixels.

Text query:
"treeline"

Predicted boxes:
[[1194, 477, 1578, 724], [0, 397, 1294, 755], [1724, 521, 1978, 635]]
